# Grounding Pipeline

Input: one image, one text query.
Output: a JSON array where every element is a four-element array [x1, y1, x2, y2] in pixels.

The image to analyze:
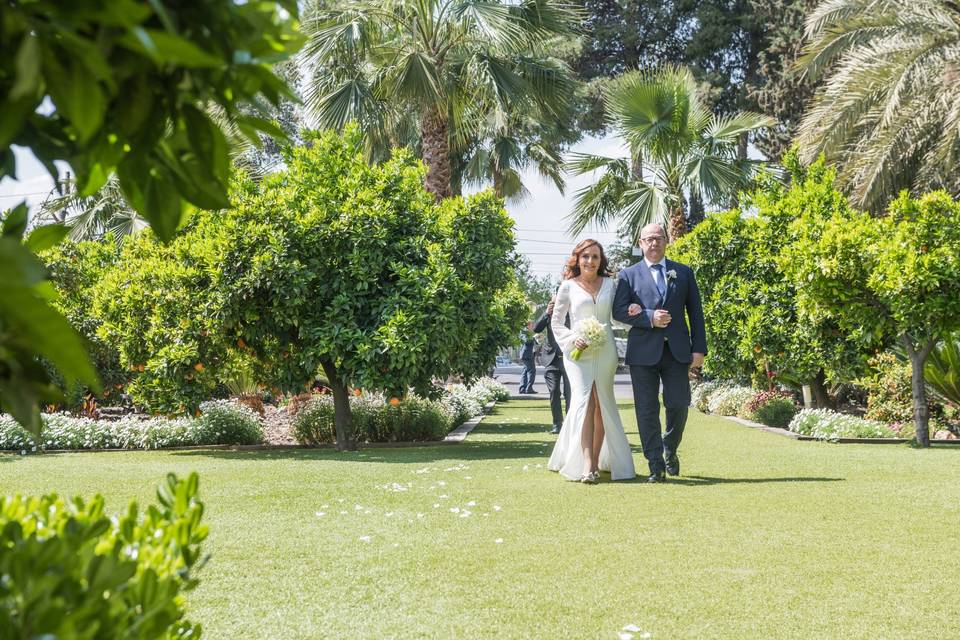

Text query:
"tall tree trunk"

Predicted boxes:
[[901, 333, 937, 447], [630, 150, 643, 181], [728, 132, 749, 209], [667, 202, 687, 242], [420, 107, 453, 200], [320, 358, 357, 451], [810, 368, 834, 409], [688, 189, 705, 228]]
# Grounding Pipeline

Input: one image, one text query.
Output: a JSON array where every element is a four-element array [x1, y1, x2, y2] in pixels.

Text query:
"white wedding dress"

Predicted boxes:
[[547, 278, 636, 481]]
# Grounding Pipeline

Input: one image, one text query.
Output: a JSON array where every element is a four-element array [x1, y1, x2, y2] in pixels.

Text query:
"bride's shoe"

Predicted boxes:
[[579, 470, 599, 484]]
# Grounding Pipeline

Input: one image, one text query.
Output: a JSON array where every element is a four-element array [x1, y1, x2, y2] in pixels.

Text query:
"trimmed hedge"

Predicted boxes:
[[744, 390, 799, 428], [292, 377, 508, 445]]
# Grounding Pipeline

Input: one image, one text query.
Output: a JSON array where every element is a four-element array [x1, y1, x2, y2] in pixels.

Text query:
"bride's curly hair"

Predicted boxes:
[[565, 239, 611, 279]]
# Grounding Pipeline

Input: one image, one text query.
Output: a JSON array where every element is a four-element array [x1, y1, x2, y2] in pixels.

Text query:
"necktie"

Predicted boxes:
[[652, 264, 666, 299]]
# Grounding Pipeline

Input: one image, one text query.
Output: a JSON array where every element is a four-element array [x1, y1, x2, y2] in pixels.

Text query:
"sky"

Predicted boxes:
[[0, 133, 631, 279]]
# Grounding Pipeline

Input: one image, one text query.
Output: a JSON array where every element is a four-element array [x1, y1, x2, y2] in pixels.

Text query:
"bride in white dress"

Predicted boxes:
[[548, 240, 636, 483]]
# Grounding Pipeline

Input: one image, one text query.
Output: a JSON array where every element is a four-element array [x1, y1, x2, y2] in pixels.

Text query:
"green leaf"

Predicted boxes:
[[25, 223, 69, 253], [2, 203, 29, 239], [11, 33, 42, 100], [121, 28, 224, 68]]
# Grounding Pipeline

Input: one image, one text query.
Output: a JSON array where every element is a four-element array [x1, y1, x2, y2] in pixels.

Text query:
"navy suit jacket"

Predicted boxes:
[[612, 259, 707, 366]]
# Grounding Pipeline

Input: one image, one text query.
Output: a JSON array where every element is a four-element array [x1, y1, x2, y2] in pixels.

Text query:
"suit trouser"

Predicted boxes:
[[519, 359, 537, 391], [630, 346, 691, 474], [543, 364, 571, 427]]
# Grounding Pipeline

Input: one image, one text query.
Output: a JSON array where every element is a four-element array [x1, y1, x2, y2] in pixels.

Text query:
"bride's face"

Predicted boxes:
[[578, 246, 602, 277]]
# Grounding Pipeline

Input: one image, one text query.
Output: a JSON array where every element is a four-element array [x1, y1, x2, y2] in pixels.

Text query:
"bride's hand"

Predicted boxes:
[[574, 338, 588, 350], [627, 303, 642, 316]]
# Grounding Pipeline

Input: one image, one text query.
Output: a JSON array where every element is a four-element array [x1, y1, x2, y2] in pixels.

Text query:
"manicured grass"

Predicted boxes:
[[2, 400, 959, 639]]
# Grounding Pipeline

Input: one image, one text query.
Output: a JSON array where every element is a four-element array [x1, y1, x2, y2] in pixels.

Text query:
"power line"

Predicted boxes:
[[0, 191, 50, 199]]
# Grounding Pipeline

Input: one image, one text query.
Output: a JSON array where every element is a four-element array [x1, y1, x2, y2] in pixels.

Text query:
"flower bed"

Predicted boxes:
[[788, 409, 899, 440], [0, 401, 263, 453]]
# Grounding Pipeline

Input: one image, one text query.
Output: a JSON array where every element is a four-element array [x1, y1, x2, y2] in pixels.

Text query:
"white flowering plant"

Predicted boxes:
[[570, 317, 607, 361]]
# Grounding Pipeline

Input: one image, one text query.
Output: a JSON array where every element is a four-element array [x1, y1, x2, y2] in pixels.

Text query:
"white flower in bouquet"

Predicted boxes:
[[570, 317, 607, 360]]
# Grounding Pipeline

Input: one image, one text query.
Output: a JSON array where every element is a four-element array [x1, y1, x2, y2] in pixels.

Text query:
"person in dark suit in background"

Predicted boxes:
[[518, 321, 538, 394], [534, 296, 571, 433], [612, 223, 707, 483]]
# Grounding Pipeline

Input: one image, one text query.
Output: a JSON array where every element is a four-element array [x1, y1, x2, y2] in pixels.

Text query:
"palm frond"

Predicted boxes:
[[567, 169, 630, 235]]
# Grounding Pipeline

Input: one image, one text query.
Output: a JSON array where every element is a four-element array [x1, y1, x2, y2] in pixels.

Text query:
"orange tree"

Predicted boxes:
[[95, 129, 526, 446], [781, 191, 960, 445]]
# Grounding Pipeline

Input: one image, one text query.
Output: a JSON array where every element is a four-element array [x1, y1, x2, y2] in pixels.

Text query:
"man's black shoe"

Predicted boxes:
[[548, 425, 561, 435], [665, 454, 680, 476], [646, 470, 666, 483]]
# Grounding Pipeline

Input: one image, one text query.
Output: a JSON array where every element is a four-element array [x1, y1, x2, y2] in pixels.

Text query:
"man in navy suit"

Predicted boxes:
[[612, 223, 707, 483]]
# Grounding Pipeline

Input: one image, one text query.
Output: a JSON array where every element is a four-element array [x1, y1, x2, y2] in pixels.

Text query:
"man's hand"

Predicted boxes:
[[690, 352, 705, 370], [546, 298, 555, 315], [627, 303, 641, 316], [652, 309, 672, 328]]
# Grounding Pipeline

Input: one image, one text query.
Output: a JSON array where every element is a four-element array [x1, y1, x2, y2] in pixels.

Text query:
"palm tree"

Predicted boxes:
[[38, 176, 147, 245], [300, 0, 580, 199], [797, 0, 960, 212], [567, 66, 775, 242]]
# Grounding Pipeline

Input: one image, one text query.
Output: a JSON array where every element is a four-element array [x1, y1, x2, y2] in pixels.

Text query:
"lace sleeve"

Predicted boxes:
[[551, 281, 576, 354]]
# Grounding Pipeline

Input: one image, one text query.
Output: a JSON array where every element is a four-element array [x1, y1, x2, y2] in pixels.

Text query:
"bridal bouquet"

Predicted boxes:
[[570, 317, 607, 361]]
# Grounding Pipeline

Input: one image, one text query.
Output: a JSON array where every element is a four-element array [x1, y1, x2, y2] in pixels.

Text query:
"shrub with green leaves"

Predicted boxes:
[[291, 395, 336, 445], [788, 409, 899, 440], [0, 473, 207, 637], [744, 390, 799, 428], [293, 394, 452, 445], [193, 400, 263, 445], [708, 386, 754, 416]]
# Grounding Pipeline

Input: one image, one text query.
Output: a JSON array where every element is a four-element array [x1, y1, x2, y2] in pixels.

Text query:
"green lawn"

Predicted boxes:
[[2, 400, 959, 639]]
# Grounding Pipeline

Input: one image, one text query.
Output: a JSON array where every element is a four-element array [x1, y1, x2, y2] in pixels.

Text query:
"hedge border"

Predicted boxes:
[[0, 401, 498, 455]]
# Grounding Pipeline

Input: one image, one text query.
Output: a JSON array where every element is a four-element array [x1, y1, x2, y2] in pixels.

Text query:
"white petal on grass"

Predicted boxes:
[[640, 634, 652, 639], [417, 513, 425, 518], [493, 505, 501, 511], [437, 481, 446, 486], [385, 512, 394, 517], [450, 507, 460, 513], [618, 633, 634, 640], [354, 504, 363, 510], [494, 538, 504, 544], [433, 504, 440, 508], [439, 494, 448, 499], [359, 536, 371, 542], [339, 511, 348, 515], [459, 510, 471, 518], [315, 511, 326, 517], [466, 501, 476, 507], [623, 625, 641, 633]]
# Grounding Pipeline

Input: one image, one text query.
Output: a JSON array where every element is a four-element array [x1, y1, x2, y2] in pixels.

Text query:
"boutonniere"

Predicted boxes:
[[666, 269, 677, 280]]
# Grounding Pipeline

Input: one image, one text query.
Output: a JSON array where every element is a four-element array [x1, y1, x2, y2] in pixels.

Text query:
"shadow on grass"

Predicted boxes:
[[168, 439, 557, 464], [664, 474, 845, 486]]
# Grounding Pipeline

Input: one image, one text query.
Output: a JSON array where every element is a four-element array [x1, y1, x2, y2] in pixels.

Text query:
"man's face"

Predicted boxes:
[[639, 225, 667, 262]]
